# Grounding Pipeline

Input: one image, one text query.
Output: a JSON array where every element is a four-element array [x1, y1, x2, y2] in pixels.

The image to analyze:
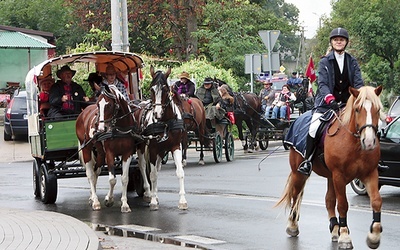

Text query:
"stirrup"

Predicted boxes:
[[298, 160, 312, 176]]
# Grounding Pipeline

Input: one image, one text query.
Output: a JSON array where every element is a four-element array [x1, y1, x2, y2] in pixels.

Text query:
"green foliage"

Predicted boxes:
[[139, 55, 238, 98]]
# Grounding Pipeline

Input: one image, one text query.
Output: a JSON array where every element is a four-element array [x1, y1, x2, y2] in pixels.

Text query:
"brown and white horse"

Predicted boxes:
[[135, 66, 187, 210], [277, 86, 383, 249], [76, 85, 136, 212]]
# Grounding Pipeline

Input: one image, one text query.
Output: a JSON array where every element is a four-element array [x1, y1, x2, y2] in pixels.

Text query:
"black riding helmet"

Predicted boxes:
[[329, 27, 349, 41]]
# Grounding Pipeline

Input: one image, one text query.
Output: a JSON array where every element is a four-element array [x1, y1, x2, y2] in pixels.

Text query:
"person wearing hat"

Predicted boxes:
[[103, 64, 130, 100], [48, 65, 90, 118], [195, 77, 225, 131], [258, 78, 275, 119], [287, 71, 302, 90], [297, 27, 365, 176], [172, 71, 196, 98], [84, 72, 104, 101]]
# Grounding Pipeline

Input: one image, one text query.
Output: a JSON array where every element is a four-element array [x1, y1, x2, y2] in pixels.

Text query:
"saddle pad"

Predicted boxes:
[[284, 110, 312, 157]]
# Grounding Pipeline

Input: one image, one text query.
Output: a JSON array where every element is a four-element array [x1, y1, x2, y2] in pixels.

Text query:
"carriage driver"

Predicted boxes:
[[297, 27, 364, 176], [48, 65, 90, 118], [195, 77, 225, 131]]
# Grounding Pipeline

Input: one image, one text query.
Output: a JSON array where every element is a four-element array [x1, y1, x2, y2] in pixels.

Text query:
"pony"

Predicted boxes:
[[76, 85, 137, 213], [174, 95, 207, 166], [214, 78, 262, 152], [134, 66, 187, 210], [277, 86, 383, 249]]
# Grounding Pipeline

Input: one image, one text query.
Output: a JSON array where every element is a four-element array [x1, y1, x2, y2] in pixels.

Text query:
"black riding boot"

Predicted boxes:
[[297, 135, 316, 176]]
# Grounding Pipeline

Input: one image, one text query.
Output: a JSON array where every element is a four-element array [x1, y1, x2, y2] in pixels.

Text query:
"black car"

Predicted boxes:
[[3, 90, 28, 141], [351, 116, 400, 195]]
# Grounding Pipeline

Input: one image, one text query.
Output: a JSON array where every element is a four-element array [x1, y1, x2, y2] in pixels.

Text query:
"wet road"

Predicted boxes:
[[1, 127, 400, 249]]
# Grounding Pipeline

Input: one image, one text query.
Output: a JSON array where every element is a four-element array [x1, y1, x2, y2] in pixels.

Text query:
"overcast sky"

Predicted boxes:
[[285, 0, 332, 38]]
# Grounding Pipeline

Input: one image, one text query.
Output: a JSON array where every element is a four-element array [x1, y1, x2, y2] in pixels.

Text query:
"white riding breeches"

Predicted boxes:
[[309, 112, 323, 138]]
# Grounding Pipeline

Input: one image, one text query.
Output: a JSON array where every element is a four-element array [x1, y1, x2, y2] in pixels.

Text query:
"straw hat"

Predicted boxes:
[[179, 72, 190, 80]]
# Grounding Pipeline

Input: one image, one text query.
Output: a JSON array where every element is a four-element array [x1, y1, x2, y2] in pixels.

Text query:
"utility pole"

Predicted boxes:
[[111, 0, 129, 52], [296, 27, 305, 72]]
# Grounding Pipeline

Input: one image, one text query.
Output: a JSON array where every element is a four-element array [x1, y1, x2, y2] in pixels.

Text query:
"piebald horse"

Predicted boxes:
[[277, 86, 383, 249], [76, 85, 136, 212], [135, 66, 187, 210]]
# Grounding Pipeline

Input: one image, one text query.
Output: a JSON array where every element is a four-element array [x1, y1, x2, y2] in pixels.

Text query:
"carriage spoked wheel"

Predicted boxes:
[[33, 159, 41, 197], [39, 162, 58, 204], [224, 132, 234, 161], [258, 132, 269, 150], [213, 133, 223, 163]]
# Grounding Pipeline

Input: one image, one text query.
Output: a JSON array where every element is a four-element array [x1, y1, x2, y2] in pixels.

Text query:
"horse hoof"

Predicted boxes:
[[247, 149, 253, 153], [182, 159, 187, 167], [150, 203, 159, 211], [338, 241, 353, 249], [105, 199, 114, 207], [366, 235, 380, 249], [143, 195, 151, 203], [178, 203, 188, 210], [92, 203, 101, 211], [121, 206, 131, 213], [198, 160, 205, 166], [286, 227, 299, 237]]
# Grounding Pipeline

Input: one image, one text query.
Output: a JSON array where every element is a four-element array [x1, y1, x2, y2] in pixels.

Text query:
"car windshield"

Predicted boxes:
[[386, 118, 400, 140], [389, 98, 400, 117], [271, 80, 287, 91]]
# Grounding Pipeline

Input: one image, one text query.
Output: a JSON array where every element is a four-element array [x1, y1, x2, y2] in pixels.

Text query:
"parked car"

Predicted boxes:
[[3, 90, 28, 141], [350, 116, 400, 195], [385, 96, 400, 124]]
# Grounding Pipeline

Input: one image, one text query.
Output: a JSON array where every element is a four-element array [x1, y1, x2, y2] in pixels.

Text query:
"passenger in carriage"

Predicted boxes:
[[172, 71, 196, 98], [38, 75, 55, 116], [271, 84, 296, 120], [195, 77, 226, 131], [84, 72, 104, 102], [102, 65, 130, 100], [47, 65, 90, 118], [258, 77, 275, 119], [218, 84, 235, 124]]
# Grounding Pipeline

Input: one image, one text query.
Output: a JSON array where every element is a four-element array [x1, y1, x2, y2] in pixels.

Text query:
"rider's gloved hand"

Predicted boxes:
[[329, 100, 339, 111]]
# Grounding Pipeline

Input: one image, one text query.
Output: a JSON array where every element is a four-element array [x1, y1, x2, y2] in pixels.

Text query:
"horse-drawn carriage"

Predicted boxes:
[[26, 51, 145, 205]]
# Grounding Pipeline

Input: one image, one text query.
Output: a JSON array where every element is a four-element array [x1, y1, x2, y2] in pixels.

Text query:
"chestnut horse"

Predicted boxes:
[[277, 86, 383, 249], [135, 66, 187, 210], [175, 96, 207, 166], [76, 85, 136, 213]]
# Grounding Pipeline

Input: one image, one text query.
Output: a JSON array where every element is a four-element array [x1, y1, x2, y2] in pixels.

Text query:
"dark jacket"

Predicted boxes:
[[173, 80, 196, 97], [48, 80, 88, 117], [314, 51, 364, 112], [195, 85, 221, 106]]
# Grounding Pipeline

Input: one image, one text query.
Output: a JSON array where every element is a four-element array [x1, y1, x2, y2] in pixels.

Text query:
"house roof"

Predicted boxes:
[[0, 25, 54, 40], [0, 31, 55, 49]]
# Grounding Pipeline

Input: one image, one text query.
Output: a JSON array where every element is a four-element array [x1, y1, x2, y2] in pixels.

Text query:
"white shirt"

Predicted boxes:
[[334, 51, 345, 73]]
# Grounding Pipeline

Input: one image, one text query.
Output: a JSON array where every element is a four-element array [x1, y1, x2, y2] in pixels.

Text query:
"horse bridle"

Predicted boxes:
[[331, 109, 379, 138]]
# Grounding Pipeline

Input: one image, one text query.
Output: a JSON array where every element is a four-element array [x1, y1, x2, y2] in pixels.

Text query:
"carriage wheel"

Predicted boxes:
[[225, 132, 235, 161], [350, 179, 368, 195], [33, 159, 41, 197], [213, 133, 223, 163], [161, 151, 169, 164], [282, 127, 290, 150], [39, 162, 58, 204], [258, 132, 269, 150]]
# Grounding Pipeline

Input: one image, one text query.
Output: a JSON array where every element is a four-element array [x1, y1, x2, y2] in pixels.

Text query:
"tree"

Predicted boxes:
[[193, 0, 297, 86]]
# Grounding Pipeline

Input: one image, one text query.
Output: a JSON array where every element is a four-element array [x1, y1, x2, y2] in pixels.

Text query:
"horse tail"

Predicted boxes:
[[275, 172, 294, 209], [275, 172, 305, 222]]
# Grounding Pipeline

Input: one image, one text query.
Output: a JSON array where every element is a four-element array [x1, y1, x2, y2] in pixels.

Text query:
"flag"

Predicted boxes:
[[305, 56, 317, 83]]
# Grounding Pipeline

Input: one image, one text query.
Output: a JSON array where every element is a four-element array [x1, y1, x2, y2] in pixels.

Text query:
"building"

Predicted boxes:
[[0, 25, 55, 89]]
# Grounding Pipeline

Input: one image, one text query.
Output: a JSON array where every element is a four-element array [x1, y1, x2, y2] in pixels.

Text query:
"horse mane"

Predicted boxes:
[[342, 86, 383, 125]]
